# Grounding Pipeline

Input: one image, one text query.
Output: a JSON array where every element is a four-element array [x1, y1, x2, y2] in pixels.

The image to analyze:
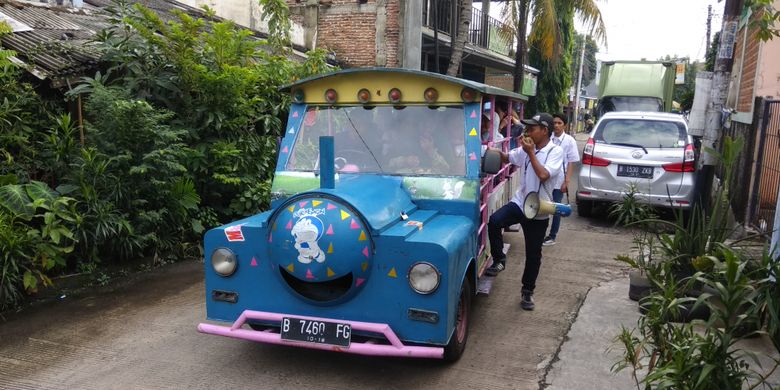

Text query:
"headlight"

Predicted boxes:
[[211, 248, 237, 276], [408, 262, 440, 294]]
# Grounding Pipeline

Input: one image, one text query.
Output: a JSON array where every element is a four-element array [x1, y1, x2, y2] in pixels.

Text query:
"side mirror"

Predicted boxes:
[[482, 149, 502, 174]]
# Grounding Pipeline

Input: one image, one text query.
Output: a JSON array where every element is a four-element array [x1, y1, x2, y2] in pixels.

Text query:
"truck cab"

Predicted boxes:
[[198, 68, 527, 361]]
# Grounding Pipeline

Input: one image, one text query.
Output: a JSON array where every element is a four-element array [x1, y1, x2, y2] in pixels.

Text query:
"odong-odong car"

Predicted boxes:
[[197, 68, 527, 362], [576, 111, 696, 217]]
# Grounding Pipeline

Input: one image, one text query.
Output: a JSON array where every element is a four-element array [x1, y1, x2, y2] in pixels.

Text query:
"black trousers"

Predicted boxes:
[[488, 202, 549, 292]]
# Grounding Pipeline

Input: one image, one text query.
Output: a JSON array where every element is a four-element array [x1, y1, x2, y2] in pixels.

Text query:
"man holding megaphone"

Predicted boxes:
[[484, 112, 564, 311]]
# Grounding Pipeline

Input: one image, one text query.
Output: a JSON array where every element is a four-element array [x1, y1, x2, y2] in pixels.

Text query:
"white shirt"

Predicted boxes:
[[508, 141, 564, 220], [551, 132, 580, 190]]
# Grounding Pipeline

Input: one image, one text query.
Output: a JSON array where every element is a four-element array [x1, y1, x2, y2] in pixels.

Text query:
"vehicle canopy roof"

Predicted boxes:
[[280, 67, 528, 105]]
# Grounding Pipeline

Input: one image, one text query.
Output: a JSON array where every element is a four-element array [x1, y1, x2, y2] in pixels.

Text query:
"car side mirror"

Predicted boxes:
[[482, 149, 502, 174]]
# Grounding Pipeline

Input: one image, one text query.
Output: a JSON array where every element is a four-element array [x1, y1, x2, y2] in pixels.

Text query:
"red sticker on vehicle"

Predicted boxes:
[[225, 225, 245, 242]]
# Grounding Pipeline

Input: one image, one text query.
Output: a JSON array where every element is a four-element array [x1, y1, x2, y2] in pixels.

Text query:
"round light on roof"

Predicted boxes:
[[292, 89, 305, 103], [324, 88, 338, 104], [388, 88, 402, 104], [460, 88, 477, 103], [357, 88, 371, 104], [423, 87, 439, 103]]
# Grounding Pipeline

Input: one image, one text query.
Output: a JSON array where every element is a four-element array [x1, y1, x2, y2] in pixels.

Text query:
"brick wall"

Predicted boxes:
[[286, 0, 402, 68], [735, 26, 761, 112], [384, 0, 400, 67]]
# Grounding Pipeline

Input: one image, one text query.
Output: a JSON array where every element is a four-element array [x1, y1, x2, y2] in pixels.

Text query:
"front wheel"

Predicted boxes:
[[443, 279, 472, 362]]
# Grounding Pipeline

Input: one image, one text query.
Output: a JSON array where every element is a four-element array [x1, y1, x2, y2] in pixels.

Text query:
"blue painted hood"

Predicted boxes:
[[316, 175, 416, 232]]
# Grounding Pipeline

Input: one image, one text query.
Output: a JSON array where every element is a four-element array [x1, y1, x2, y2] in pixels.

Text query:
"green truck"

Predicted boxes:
[[596, 61, 675, 117]]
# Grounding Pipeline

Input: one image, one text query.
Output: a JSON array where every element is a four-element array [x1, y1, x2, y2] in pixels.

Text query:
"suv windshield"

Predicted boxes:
[[287, 105, 466, 176], [595, 118, 687, 149]]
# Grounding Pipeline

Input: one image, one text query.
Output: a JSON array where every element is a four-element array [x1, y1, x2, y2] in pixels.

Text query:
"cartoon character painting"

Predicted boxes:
[[291, 215, 326, 264]]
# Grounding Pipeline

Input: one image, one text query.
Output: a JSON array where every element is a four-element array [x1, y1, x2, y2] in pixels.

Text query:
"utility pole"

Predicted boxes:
[[700, 0, 742, 206], [573, 35, 586, 134], [706, 4, 712, 50]]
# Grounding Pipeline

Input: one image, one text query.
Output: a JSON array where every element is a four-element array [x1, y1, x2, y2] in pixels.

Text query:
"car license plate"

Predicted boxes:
[[281, 317, 351, 347], [617, 164, 653, 179]]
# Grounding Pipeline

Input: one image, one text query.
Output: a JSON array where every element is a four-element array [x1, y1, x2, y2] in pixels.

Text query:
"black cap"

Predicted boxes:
[[521, 113, 554, 129]]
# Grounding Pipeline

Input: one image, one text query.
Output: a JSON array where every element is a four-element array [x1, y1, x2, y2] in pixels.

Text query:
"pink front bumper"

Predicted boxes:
[[197, 310, 444, 359]]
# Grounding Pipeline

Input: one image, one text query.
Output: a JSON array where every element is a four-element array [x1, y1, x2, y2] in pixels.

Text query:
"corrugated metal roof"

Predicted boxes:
[[0, 1, 103, 82], [0, 0, 314, 85], [0, 3, 84, 30]]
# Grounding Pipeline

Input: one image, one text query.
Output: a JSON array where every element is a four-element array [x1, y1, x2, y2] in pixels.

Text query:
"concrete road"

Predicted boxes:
[[0, 134, 636, 390]]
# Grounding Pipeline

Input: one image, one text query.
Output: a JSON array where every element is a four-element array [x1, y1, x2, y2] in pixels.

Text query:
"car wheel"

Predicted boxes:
[[577, 199, 594, 218], [443, 279, 472, 362]]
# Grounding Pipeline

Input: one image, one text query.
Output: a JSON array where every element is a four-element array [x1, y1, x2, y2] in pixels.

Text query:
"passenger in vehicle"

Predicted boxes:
[[388, 128, 450, 174]]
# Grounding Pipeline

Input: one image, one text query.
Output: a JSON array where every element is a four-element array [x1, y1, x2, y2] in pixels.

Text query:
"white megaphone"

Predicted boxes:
[[523, 191, 572, 219]]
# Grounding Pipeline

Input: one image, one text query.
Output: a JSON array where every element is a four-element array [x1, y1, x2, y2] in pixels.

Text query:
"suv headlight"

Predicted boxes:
[[211, 248, 237, 276], [408, 262, 440, 294]]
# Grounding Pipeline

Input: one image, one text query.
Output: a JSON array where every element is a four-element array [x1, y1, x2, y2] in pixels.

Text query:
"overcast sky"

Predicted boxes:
[[586, 0, 722, 62]]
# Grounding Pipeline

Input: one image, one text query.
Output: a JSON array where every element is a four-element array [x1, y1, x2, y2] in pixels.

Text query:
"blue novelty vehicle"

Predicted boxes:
[[198, 68, 527, 361]]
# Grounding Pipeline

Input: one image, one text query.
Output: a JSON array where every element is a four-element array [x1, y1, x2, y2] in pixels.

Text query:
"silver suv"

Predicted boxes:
[[576, 112, 696, 217]]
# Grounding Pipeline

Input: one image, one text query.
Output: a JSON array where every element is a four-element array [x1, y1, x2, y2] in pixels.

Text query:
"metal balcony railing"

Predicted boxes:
[[422, 0, 513, 57]]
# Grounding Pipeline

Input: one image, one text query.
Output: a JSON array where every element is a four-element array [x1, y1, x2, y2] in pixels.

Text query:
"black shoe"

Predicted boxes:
[[485, 259, 505, 276], [521, 289, 535, 310]]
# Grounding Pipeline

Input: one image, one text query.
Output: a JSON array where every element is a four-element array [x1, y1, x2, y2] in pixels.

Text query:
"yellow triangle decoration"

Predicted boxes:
[[286, 263, 295, 272], [327, 243, 333, 254], [288, 205, 295, 213], [312, 200, 322, 207], [358, 230, 367, 241], [272, 222, 277, 231], [469, 128, 478, 136], [340, 210, 350, 220], [327, 267, 335, 277], [388, 267, 397, 278], [361, 261, 368, 272]]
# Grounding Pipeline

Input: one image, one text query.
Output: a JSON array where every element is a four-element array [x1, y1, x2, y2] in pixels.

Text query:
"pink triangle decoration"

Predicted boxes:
[[327, 203, 337, 210], [356, 278, 365, 287], [350, 219, 359, 229], [326, 224, 334, 235], [299, 201, 308, 208], [362, 247, 369, 257], [306, 269, 315, 279], [281, 146, 288, 153], [268, 234, 272, 243], [469, 152, 477, 161], [285, 219, 293, 230], [292, 111, 299, 118], [470, 110, 477, 118], [250, 257, 258, 267]]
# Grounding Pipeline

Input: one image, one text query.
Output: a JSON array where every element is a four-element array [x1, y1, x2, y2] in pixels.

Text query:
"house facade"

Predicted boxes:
[[178, 0, 538, 93], [722, 0, 780, 232]]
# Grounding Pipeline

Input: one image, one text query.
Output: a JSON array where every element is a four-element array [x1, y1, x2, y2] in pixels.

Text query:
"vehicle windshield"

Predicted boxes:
[[287, 105, 466, 176], [597, 96, 663, 116], [595, 118, 687, 149]]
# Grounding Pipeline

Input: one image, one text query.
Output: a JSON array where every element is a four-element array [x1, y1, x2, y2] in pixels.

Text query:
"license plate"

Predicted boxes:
[[281, 317, 351, 347], [617, 164, 653, 179]]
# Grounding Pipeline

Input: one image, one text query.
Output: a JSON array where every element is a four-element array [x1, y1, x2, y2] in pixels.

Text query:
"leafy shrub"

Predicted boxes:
[[0, 180, 78, 310], [608, 183, 656, 227]]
